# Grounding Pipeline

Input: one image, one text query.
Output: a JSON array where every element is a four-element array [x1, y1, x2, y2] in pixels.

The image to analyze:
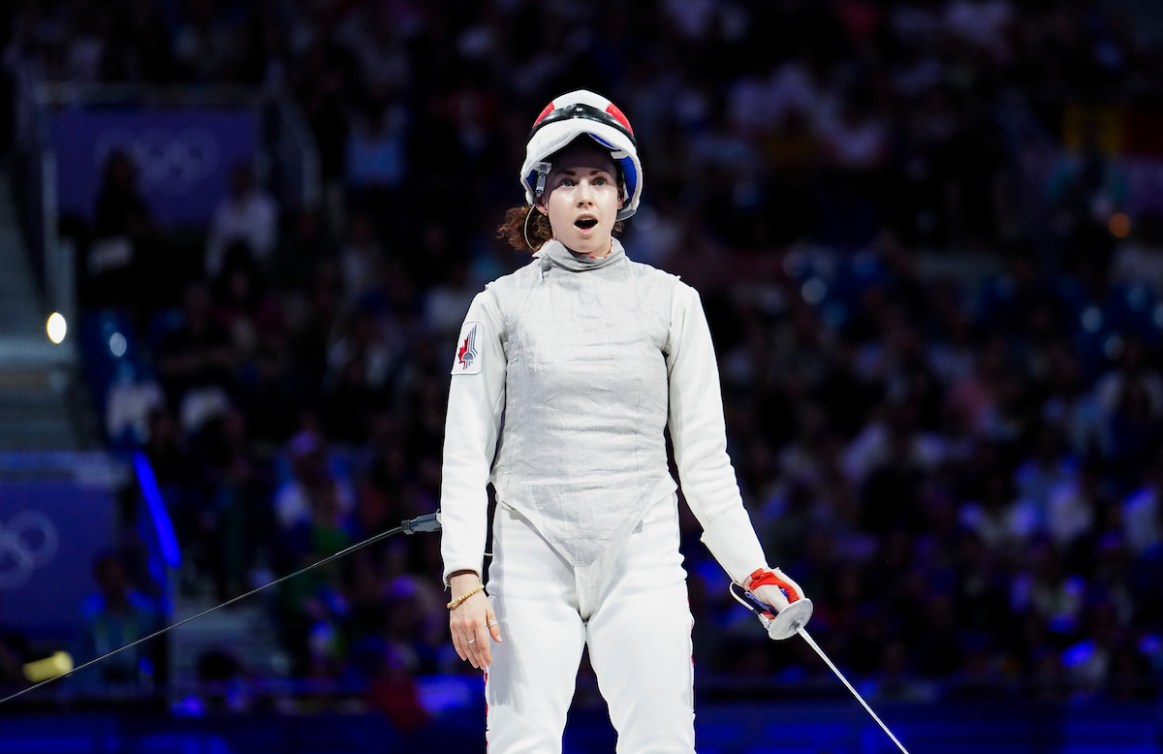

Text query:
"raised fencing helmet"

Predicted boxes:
[[521, 89, 642, 221]]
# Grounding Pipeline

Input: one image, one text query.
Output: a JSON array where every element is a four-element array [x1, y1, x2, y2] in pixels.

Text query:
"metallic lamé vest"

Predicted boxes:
[[490, 240, 679, 566]]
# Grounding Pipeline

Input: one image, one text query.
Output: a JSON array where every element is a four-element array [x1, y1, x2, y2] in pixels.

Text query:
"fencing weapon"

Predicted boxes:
[[0, 512, 442, 705], [730, 583, 913, 754]]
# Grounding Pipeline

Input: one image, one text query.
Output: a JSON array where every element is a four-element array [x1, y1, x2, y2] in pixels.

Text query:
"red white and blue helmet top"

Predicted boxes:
[[521, 89, 642, 221]]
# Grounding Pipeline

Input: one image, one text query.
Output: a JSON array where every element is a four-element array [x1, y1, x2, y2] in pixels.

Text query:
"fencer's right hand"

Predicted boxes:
[[748, 567, 814, 640], [449, 571, 502, 669], [749, 567, 805, 612]]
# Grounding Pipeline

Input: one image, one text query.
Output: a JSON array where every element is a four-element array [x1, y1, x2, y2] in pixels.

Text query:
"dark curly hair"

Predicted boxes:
[[496, 206, 627, 253]]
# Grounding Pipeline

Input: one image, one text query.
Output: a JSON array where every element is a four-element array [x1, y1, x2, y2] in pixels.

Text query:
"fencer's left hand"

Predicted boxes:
[[449, 571, 502, 670]]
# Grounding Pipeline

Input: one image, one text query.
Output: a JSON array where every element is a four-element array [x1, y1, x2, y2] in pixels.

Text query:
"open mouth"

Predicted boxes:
[[575, 217, 598, 229]]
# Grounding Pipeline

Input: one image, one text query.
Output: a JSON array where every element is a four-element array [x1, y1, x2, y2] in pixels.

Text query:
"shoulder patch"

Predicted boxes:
[[451, 320, 483, 375]]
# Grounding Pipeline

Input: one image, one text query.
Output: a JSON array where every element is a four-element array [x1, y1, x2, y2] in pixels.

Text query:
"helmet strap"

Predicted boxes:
[[533, 161, 551, 200]]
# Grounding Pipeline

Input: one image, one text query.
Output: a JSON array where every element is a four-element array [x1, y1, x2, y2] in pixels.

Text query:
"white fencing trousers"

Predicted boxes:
[[485, 493, 696, 754]]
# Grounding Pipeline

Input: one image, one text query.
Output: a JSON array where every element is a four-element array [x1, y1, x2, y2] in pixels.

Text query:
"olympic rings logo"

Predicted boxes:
[[0, 511, 60, 590], [95, 126, 222, 197]]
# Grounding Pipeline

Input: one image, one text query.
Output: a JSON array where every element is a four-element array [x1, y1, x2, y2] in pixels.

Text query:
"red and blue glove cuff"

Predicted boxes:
[[747, 568, 802, 603]]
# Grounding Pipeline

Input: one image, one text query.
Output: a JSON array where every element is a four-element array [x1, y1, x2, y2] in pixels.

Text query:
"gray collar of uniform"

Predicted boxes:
[[536, 238, 625, 272]]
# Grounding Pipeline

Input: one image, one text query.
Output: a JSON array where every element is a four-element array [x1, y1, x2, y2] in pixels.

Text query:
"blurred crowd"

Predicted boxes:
[[4, 0, 1163, 710]]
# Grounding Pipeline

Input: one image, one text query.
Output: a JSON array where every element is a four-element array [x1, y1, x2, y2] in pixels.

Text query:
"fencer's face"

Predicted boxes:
[[537, 141, 620, 258]]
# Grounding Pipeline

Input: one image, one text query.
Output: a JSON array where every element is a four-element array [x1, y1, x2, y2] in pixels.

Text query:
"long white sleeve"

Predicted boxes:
[[666, 284, 768, 585], [440, 289, 507, 585]]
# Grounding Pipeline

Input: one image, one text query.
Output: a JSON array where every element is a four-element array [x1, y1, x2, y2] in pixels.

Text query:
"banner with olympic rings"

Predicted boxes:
[[51, 107, 260, 226], [0, 479, 117, 640]]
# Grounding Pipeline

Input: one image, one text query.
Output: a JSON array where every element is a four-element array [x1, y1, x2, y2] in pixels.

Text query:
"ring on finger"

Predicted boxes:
[[487, 620, 498, 627], [467, 638, 477, 644]]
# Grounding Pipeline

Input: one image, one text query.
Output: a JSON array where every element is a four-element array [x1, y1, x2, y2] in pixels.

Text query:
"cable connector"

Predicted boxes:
[[401, 511, 442, 535]]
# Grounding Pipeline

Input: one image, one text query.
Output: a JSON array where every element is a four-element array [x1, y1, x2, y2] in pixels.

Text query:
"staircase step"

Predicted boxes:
[[0, 308, 44, 328], [0, 405, 73, 424], [0, 428, 77, 451], [0, 280, 41, 300], [169, 596, 288, 683], [0, 367, 59, 390], [0, 313, 45, 333], [0, 405, 72, 424], [0, 336, 75, 367]]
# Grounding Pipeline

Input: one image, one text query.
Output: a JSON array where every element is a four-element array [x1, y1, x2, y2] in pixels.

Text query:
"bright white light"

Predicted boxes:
[[46, 312, 67, 344], [108, 332, 127, 358]]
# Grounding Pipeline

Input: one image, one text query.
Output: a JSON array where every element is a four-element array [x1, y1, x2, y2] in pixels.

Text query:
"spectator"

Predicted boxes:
[[104, 361, 166, 448], [86, 148, 156, 310], [156, 281, 237, 435], [1095, 337, 1163, 484], [205, 162, 279, 280], [15, 0, 1162, 708], [73, 552, 163, 692], [0, 630, 30, 687], [275, 472, 359, 678], [1121, 452, 1163, 558], [338, 211, 387, 314], [344, 96, 409, 239], [1109, 213, 1163, 299], [273, 430, 357, 532]]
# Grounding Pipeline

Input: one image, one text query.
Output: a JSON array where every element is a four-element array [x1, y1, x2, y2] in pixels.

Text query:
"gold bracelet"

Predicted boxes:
[[447, 584, 485, 610]]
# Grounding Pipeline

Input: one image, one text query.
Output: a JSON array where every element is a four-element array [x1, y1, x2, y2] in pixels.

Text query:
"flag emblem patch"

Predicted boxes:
[[452, 321, 482, 374]]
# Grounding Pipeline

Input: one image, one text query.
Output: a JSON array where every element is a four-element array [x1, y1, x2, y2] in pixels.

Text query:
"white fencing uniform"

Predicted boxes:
[[440, 238, 772, 752]]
